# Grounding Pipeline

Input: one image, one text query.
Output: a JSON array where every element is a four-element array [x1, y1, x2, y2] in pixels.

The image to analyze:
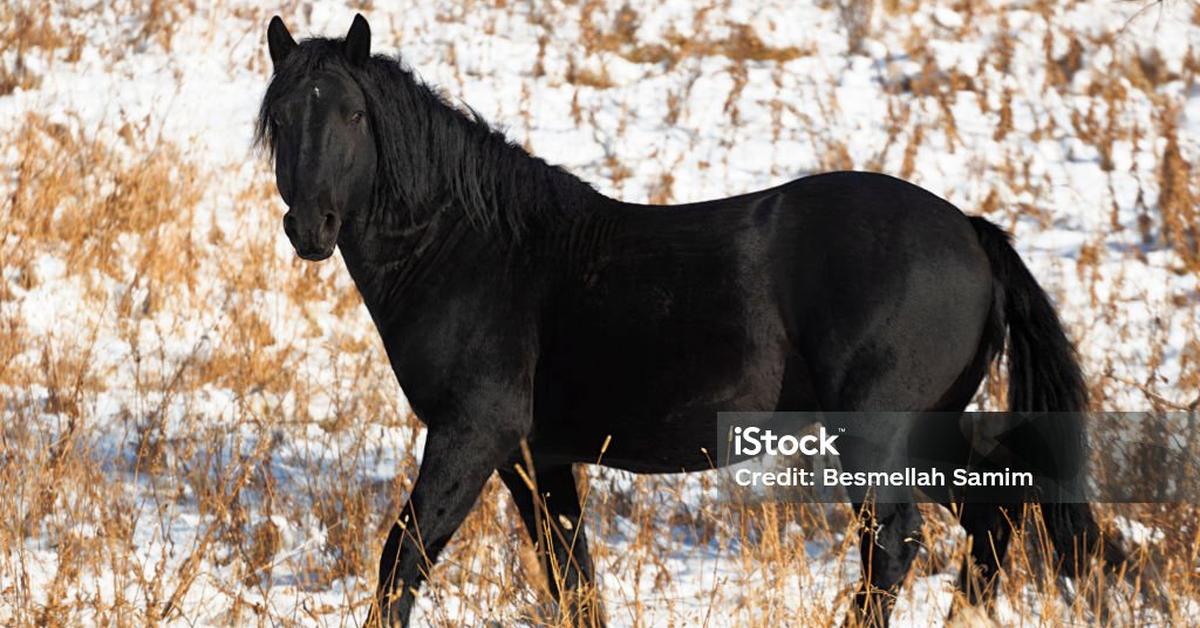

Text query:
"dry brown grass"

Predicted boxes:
[[2, 0, 1199, 626], [560, 1, 810, 86]]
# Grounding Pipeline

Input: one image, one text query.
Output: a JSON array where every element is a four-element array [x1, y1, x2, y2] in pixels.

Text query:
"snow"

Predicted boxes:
[[2, 0, 1198, 626]]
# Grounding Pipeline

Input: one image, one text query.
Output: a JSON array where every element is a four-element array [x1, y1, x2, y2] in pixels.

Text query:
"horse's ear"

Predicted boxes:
[[267, 16, 297, 69], [343, 14, 371, 67]]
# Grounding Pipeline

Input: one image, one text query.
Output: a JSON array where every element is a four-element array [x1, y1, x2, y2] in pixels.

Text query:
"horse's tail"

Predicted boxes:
[[969, 216, 1126, 577]]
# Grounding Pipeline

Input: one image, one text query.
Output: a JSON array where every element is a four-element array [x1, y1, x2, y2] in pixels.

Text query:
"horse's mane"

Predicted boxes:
[[255, 38, 595, 240]]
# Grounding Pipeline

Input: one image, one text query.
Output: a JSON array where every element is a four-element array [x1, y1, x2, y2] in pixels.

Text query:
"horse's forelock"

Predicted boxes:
[[254, 38, 350, 157]]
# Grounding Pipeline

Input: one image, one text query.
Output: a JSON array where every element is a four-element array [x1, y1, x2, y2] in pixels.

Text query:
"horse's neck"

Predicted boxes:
[[336, 167, 609, 330], [336, 202, 494, 323]]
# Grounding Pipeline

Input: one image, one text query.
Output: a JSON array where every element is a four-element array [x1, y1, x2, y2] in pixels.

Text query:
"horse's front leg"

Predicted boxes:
[[498, 462, 604, 627], [367, 410, 527, 627]]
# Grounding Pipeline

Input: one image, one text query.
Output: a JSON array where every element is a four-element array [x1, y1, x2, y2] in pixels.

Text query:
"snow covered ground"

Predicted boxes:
[[1, 0, 1198, 625]]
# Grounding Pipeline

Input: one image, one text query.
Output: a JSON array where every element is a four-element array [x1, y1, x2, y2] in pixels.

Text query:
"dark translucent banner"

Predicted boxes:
[[715, 412, 1200, 504]]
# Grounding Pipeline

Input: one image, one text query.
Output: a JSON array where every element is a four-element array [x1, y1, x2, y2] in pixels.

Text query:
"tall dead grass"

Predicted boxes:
[[1, 0, 1198, 626]]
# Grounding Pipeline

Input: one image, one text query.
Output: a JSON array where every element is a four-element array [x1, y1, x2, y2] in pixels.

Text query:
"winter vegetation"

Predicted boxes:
[[1, 0, 1199, 625]]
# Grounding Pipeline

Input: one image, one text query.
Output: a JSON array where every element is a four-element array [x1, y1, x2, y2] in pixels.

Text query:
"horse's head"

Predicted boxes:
[[259, 15, 377, 261]]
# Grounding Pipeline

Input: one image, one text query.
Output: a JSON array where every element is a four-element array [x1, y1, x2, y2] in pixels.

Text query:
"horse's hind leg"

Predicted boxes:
[[847, 501, 924, 627], [498, 463, 603, 627], [954, 504, 1013, 609]]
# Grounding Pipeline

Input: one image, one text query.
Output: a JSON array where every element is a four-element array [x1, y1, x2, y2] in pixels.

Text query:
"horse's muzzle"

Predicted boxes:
[[283, 208, 340, 261], [296, 247, 334, 261]]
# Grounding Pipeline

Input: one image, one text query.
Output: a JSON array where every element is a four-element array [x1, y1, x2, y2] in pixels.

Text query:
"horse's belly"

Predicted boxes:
[[534, 322, 790, 472]]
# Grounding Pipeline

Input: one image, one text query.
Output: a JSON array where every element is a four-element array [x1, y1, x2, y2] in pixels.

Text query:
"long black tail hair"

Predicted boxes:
[[970, 216, 1126, 576]]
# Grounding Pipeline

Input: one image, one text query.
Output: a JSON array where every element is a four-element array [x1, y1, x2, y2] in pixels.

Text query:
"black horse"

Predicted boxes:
[[257, 15, 1125, 626]]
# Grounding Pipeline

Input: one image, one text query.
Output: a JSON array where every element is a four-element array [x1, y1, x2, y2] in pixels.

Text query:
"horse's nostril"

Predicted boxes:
[[283, 213, 297, 238], [322, 212, 338, 231]]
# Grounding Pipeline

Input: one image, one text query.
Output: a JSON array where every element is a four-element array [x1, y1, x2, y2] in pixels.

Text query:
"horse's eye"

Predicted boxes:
[[350, 111, 365, 125]]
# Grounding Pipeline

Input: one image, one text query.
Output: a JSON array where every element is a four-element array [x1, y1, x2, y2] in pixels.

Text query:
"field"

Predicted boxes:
[[2, 0, 1199, 625]]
